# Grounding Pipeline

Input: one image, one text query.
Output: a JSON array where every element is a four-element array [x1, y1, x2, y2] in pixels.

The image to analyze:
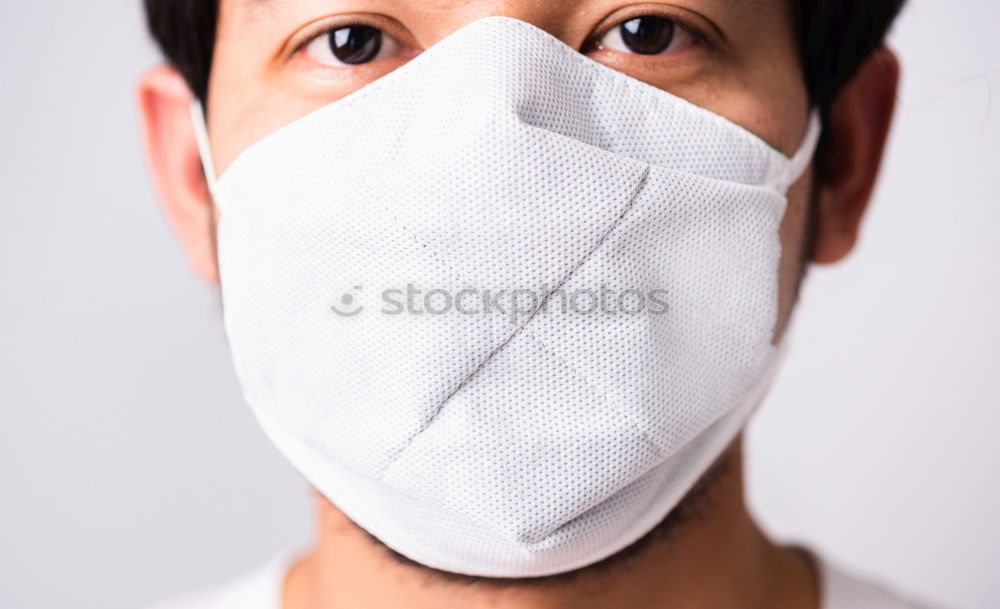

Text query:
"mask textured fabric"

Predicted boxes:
[[194, 16, 820, 577]]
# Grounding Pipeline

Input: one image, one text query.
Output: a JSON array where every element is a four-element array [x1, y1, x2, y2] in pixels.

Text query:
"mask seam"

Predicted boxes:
[[517, 119, 794, 198], [363, 165, 655, 481]]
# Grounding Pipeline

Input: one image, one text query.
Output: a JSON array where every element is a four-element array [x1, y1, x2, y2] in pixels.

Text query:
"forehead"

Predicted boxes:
[[225, 0, 784, 30]]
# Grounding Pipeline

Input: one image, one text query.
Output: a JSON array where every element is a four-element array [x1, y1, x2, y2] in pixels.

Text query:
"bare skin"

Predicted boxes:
[[137, 0, 899, 607], [281, 442, 817, 609]]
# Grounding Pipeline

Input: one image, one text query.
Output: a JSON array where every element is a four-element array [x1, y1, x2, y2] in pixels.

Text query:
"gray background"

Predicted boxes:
[[0, 1, 997, 608]]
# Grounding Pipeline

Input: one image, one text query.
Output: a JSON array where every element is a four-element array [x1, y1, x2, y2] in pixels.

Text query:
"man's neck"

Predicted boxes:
[[283, 442, 818, 609]]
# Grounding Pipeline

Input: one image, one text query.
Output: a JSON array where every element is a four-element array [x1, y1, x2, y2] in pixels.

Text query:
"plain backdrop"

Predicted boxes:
[[0, 1, 997, 608]]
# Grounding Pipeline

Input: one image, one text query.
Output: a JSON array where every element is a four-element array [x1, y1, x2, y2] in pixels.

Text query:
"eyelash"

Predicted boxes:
[[588, 11, 712, 53], [292, 16, 396, 57]]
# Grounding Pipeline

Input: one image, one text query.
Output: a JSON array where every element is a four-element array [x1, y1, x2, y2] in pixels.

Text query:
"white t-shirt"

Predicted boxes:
[[146, 549, 932, 609]]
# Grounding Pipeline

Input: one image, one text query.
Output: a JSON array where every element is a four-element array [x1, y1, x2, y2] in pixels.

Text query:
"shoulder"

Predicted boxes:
[[819, 558, 939, 609], [142, 550, 296, 609]]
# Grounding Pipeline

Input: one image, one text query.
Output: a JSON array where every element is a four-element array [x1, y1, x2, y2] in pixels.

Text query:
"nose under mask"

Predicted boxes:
[[192, 16, 820, 578]]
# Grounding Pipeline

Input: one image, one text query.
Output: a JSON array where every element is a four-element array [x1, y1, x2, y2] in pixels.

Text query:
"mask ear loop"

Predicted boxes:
[[189, 100, 220, 200], [760, 110, 822, 395], [775, 110, 823, 192]]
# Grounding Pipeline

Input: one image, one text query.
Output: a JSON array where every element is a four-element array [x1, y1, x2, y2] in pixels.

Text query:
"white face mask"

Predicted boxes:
[[192, 16, 820, 578]]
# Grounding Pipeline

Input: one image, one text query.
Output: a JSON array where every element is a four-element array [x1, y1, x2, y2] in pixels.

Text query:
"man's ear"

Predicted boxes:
[[137, 66, 219, 283], [812, 47, 900, 264]]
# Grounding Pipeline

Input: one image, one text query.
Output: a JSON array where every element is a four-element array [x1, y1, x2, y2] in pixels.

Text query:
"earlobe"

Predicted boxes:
[[137, 66, 220, 283], [811, 47, 900, 264]]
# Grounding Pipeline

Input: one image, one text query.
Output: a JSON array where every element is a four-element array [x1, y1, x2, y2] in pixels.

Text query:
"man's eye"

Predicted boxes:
[[597, 16, 696, 56], [303, 24, 401, 67]]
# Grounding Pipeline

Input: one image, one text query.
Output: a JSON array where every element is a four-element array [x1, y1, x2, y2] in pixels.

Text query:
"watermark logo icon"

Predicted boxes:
[[330, 286, 364, 317]]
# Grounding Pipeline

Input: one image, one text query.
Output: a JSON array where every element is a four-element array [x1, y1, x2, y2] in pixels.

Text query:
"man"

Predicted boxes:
[[138, 0, 923, 607]]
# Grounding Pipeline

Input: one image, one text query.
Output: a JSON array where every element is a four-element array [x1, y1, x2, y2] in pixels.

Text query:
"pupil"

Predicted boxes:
[[620, 17, 675, 55], [330, 25, 382, 64]]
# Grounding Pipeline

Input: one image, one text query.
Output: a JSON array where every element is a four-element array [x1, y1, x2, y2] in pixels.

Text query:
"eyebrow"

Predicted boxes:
[[240, 0, 287, 12], [240, 0, 286, 20]]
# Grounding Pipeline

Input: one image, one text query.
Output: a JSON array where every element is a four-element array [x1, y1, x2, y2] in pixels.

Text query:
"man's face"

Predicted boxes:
[[136, 0, 899, 588], [204, 0, 815, 339]]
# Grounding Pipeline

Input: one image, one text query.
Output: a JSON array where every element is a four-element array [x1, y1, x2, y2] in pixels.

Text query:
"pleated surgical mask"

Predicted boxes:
[[192, 16, 820, 578]]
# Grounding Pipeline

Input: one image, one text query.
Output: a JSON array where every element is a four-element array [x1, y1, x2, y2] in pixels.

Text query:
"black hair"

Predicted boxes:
[[796, 0, 906, 116], [144, 0, 217, 104], [144, 0, 906, 113]]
